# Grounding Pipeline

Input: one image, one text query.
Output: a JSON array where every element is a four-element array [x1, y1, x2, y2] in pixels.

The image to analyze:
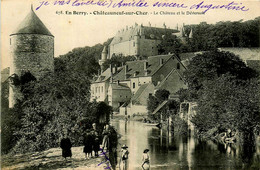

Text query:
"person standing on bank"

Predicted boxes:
[[83, 130, 93, 159], [102, 124, 111, 151], [91, 123, 100, 157], [60, 130, 72, 160], [141, 149, 150, 170], [120, 145, 129, 170]]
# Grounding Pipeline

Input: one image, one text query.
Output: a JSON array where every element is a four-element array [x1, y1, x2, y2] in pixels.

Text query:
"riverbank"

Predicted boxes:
[[112, 114, 145, 121], [1, 146, 110, 170]]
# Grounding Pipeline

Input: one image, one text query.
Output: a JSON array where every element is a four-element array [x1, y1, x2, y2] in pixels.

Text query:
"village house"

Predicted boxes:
[[91, 53, 188, 115], [92, 23, 193, 115]]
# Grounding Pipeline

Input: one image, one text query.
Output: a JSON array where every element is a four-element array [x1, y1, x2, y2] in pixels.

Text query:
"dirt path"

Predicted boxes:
[[1, 146, 113, 170]]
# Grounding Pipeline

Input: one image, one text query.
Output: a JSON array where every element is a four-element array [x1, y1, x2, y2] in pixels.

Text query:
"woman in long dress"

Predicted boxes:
[[60, 130, 72, 160]]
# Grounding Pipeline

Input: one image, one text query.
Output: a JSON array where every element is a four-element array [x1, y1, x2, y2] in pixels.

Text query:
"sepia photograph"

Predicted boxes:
[[1, 0, 260, 169]]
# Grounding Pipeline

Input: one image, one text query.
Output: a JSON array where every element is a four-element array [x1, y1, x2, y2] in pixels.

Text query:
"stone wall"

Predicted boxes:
[[139, 38, 161, 57], [10, 34, 54, 80], [9, 34, 54, 107], [108, 37, 161, 58], [109, 39, 137, 57]]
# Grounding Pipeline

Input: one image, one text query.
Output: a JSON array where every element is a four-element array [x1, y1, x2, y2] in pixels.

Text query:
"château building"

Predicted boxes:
[[99, 23, 189, 63]]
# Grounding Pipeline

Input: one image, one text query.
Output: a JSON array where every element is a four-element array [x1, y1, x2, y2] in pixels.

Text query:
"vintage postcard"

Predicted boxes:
[[1, 0, 260, 169]]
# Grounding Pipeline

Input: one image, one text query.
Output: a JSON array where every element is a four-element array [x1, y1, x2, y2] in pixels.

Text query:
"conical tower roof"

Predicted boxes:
[[11, 6, 53, 36]]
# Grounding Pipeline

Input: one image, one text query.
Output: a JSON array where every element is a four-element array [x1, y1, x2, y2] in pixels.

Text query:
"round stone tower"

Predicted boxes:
[[9, 6, 54, 108]]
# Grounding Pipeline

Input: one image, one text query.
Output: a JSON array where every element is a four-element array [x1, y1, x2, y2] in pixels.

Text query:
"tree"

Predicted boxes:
[[192, 74, 260, 140], [184, 50, 258, 99], [154, 89, 170, 103], [147, 89, 177, 121], [157, 33, 183, 55], [182, 49, 260, 148]]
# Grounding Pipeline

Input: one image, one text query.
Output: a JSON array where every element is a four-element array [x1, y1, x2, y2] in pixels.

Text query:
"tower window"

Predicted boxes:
[[133, 82, 135, 89], [133, 42, 135, 47]]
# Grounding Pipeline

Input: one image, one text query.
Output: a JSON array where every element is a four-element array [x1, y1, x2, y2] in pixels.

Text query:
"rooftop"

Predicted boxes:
[[110, 25, 179, 45], [112, 55, 173, 81], [11, 7, 53, 36]]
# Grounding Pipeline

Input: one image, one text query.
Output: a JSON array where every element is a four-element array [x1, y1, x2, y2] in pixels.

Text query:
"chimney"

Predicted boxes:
[[133, 71, 137, 77], [110, 64, 113, 82], [163, 22, 166, 29], [160, 58, 164, 66], [124, 65, 128, 79], [144, 70, 148, 76], [115, 65, 118, 73], [144, 61, 148, 70]]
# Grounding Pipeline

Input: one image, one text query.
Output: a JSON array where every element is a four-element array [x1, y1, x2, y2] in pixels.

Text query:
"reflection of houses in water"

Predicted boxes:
[[179, 101, 197, 132]]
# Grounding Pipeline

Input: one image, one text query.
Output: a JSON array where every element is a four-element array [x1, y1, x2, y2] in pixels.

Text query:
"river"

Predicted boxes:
[[111, 119, 260, 170]]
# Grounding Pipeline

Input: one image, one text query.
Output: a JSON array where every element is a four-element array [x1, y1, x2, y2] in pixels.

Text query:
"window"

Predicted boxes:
[[10, 38, 11, 45], [101, 86, 103, 92], [177, 63, 180, 70], [133, 42, 135, 47], [95, 87, 97, 93], [133, 82, 135, 89]]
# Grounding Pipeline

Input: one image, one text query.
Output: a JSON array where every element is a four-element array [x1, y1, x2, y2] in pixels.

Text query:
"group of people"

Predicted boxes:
[[83, 123, 100, 159], [60, 123, 117, 159], [60, 123, 151, 170]]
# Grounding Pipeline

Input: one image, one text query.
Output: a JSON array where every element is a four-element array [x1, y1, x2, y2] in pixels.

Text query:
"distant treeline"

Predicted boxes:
[[185, 17, 260, 51]]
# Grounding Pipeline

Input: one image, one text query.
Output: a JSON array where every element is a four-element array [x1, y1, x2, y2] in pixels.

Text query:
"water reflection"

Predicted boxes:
[[112, 120, 260, 170]]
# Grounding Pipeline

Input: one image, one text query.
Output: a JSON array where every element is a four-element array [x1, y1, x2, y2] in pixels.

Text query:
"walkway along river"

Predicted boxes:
[[112, 119, 260, 170]]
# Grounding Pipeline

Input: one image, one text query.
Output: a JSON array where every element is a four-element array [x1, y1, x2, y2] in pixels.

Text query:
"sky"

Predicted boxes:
[[1, 0, 260, 70]]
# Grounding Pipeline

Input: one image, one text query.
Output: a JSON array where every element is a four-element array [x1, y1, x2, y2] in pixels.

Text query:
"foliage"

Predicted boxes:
[[171, 115, 188, 135], [147, 95, 159, 114], [147, 89, 170, 113], [3, 39, 114, 154], [182, 49, 260, 144], [185, 17, 260, 51], [154, 89, 170, 103], [157, 33, 183, 55], [191, 75, 260, 137], [157, 18, 259, 54], [1, 102, 22, 154], [1, 72, 36, 154], [184, 50, 258, 99], [147, 89, 179, 121], [175, 88, 191, 102], [102, 55, 136, 71]]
